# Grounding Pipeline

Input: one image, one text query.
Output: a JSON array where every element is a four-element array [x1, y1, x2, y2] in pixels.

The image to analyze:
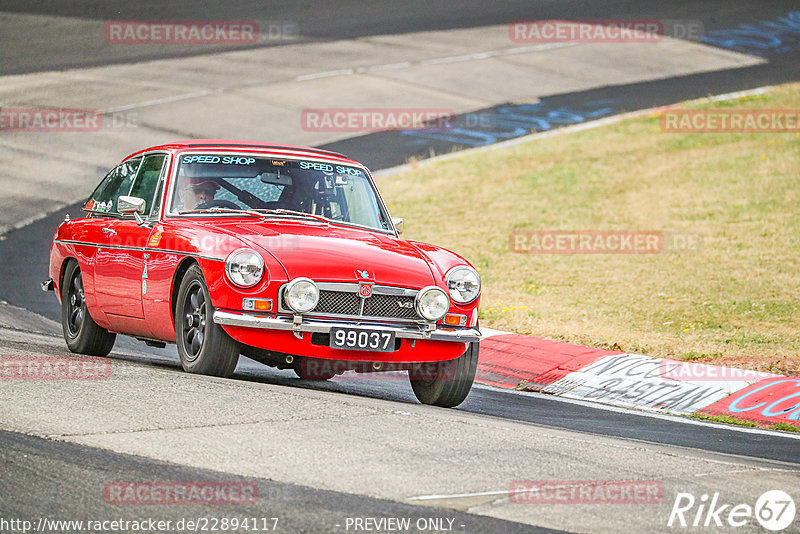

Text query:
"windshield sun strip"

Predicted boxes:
[[164, 151, 394, 232]]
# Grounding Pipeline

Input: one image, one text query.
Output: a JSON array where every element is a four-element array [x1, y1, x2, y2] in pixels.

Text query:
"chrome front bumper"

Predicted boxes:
[[213, 310, 481, 343]]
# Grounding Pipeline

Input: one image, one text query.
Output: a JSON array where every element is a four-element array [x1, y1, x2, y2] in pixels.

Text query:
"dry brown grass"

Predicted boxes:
[[377, 83, 800, 375]]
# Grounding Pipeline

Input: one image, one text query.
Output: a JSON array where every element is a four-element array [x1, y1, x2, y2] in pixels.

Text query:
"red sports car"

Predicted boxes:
[[44, 140, 481, 407]]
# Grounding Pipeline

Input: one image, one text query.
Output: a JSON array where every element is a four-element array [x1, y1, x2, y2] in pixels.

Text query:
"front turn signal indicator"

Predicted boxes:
[[243, 298, 273, 312], [443, 313, 467, 326]]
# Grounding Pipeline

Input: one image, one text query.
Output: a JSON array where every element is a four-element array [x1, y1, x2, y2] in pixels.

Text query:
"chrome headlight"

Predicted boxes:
[[225, 248, 264, 288], [415, 286, 450, 322], [445, 266, 481, 304], [284, 277, 319, 313]]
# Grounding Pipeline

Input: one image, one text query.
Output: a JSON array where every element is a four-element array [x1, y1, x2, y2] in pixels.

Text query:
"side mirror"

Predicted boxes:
[[392, 217, 404, 235], [118, 196, 147, 225]]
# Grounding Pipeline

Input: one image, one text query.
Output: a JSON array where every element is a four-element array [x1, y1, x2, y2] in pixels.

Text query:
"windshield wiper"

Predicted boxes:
[[179, 207, 329, 224], [257, 209, 329, 223], [179, 207, 266, 218]]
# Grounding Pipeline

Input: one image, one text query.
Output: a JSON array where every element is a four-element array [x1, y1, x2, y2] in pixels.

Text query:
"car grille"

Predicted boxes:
[[281, 284, 422, 321], [363, 294, 418, 319], [317, 290, 360, 316]]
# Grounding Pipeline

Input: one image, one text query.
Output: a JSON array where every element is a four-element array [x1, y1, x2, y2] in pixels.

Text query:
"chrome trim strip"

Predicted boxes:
[[213, 311, 481, 342], [316, 282, 418, 297], [181, 143, 346, 158], [305, 312, 423, 324], [53, 239, 224, 262]]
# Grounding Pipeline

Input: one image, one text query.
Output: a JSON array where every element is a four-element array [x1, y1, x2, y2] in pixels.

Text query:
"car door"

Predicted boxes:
[[81, 157, 141, 312], [94, 153, 167, 319]]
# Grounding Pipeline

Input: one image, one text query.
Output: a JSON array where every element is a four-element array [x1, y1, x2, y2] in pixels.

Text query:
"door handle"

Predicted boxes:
[[102, 227, 117, 236]]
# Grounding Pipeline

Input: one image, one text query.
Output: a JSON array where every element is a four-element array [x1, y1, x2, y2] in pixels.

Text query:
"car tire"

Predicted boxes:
[[175, 264, 240, 377], [409, 341, 479, 408], [61, 260, 116, 356]]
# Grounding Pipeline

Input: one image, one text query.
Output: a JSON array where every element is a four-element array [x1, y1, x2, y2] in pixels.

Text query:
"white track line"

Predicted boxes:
[[100, 44, 577, 112], [472, 383, 800, 440], [294, 43, 577, 81], [408, 489, 512, 501], [101, 89, 220, 114]]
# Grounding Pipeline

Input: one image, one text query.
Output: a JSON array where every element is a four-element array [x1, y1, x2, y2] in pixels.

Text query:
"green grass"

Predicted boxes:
[[690, 413, 758, 428], [378, 83, 800, 375], [692, 414, 800, 432], [769, 422, 800, 433]]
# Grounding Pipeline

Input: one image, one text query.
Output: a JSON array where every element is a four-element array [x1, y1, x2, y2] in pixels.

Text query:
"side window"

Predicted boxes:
[[129, 154, 167, 216], [149, 175, 166, 219], [86, 158, 142, 215]]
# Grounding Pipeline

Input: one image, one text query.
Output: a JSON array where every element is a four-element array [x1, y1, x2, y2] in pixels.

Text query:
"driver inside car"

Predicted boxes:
[[179, 178, 220, 210]]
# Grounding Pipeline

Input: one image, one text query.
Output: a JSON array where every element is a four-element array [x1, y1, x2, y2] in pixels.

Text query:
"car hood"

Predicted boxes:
[[214, 220, 437, 287]]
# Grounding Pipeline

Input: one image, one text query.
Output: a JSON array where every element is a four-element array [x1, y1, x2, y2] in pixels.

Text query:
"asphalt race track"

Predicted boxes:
[[2, 0, 797, 75], [2, 202, 800, 464], [0, 430, 547, 533], [2, 1, 800, 532]]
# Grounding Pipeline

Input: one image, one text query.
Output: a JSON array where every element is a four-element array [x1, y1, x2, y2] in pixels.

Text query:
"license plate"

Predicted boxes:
[[329, 327, 396, 352]]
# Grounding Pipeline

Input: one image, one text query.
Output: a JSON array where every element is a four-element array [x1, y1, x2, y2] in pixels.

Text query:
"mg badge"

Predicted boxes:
[[359, 282, 373, 298]]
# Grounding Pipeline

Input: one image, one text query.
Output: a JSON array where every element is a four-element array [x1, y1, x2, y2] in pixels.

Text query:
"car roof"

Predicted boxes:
[[123, 139, 357, 164]]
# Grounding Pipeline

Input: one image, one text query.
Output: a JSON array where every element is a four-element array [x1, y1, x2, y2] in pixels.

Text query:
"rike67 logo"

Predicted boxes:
[[668, 490, 795, 531]]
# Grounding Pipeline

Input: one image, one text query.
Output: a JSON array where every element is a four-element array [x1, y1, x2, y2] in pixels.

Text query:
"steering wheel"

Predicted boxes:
[[197, 199, 241, 210]]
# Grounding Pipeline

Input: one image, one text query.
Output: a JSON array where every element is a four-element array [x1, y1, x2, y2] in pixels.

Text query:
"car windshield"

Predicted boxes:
[[169, 154, 392, 231]]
